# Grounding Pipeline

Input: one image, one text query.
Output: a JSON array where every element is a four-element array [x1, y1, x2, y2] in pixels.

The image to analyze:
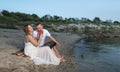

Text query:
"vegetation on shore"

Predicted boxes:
[[0, 10, 120, 39]]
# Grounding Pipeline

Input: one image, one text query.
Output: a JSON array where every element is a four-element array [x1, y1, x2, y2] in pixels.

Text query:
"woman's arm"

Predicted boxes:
[[27, 35, 42, 47]]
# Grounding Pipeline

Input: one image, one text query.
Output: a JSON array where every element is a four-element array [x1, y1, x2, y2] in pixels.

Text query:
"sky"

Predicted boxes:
[[0, 0, 120, 21]]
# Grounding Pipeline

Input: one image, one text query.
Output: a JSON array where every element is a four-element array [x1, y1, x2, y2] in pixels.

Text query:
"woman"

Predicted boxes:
[[23, 24, 62, 65]]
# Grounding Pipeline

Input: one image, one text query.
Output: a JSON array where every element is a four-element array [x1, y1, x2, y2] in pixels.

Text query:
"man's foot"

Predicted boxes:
[[60, 56, 66, 62]]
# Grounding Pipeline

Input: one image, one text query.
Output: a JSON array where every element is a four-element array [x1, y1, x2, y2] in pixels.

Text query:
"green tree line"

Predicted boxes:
[[0, 10, 120, 29]]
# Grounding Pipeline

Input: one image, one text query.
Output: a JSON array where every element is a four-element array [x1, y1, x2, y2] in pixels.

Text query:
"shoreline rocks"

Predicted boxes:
[[0, 29, 81, 72]]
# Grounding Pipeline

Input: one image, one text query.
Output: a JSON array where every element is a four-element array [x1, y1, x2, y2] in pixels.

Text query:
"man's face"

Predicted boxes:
[[36, 24, 43, 31]]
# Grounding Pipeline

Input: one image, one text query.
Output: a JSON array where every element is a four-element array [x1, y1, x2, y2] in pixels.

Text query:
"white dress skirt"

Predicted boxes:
[[24, 42, 60, 65]]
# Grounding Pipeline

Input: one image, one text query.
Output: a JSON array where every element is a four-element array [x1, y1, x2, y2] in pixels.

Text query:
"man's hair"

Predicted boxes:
[[35, 22, 43, 26]]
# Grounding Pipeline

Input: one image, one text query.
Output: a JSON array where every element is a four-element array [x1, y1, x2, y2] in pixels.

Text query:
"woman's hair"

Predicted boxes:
[[23, 24, 31, 35]]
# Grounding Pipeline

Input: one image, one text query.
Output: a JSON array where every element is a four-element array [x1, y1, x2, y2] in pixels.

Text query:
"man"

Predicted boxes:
[[33, 22, 62, 58]]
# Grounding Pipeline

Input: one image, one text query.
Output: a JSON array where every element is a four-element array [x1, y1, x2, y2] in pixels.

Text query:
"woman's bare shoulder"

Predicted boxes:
[[26, 35, 32, 38], [26, 35, 34, 40]]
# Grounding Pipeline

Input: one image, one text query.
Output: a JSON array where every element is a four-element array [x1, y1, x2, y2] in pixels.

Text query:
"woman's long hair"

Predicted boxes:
[[23, 24, 31, 35]]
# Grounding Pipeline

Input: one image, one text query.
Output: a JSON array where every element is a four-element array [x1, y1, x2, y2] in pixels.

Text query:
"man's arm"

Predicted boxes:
[[48, 35, 61, 48]]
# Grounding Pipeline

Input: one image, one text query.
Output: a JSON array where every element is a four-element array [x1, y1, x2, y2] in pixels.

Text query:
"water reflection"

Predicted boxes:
[[74, 38, 120, 72]]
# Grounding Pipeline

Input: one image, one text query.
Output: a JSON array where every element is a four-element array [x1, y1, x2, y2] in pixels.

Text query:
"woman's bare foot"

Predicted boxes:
[[21, 54, 28, 57], [16, 52, 24, 56]]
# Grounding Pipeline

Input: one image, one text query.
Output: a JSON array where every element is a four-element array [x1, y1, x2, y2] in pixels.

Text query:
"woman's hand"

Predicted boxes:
[[37, 29, 43, 39], [40, 34, 43, 39]]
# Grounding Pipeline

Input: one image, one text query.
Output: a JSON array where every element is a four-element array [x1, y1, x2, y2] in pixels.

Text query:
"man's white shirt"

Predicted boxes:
[[33, 29, 51, 47]]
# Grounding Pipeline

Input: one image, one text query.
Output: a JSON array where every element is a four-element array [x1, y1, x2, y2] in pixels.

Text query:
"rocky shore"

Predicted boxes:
[[0, 29, 81, 72]]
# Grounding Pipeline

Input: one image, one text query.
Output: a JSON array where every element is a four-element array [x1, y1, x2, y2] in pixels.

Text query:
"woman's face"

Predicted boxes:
[[28, 25, 33, 32]]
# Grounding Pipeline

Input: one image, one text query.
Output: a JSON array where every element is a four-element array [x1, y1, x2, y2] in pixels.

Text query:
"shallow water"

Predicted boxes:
[[74, 38, 120, 72]]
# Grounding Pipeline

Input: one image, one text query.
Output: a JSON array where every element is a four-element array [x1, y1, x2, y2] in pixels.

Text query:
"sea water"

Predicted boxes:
[[74, 38, 120, 72]]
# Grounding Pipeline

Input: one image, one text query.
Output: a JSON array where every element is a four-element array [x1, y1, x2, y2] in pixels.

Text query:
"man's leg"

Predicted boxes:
[[52, 46, 66, 62], [52, 46, 62, 58], [44, 41, 66, 62], [44, 41, 62, 58]]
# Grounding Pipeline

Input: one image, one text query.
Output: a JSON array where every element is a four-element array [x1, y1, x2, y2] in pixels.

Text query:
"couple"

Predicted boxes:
[[22, 23, 65, 65]]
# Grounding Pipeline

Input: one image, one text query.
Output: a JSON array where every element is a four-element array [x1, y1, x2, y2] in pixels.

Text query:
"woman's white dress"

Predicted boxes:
[[24, 42, 60, 65]]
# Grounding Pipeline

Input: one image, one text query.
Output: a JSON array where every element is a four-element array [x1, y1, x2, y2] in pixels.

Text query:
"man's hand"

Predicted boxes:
[[56, 43, 61, 48], [49, 35, 61, 48]]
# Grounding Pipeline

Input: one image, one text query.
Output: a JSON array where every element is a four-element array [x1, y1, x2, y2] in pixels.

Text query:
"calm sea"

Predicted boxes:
[[74, 38, 120, 72]]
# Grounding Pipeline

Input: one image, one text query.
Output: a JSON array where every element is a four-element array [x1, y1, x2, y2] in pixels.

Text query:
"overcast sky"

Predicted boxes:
[[0, 0, 120, 21]]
